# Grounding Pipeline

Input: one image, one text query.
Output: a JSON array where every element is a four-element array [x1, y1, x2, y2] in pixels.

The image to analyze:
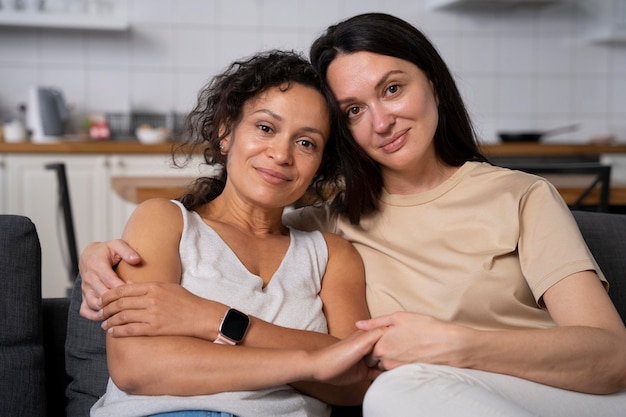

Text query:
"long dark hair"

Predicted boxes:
[[310, 13, 488, 224], [173, 50, 342, 210]]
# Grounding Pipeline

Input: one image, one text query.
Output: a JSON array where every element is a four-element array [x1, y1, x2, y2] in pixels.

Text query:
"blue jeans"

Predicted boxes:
[[150, 412, 236, 417]]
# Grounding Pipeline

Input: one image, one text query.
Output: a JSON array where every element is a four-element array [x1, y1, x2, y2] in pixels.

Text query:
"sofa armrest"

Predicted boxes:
[[0, 215, 46, 417]]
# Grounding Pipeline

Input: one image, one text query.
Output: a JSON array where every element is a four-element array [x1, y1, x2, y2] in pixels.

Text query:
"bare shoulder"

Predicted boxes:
[[131, 198, 182, 217], [122, 198, 184, 241], [321, 232, 364, 274], [126, 198, 182, 225], [319, 232, 369, 333], [117, 198, 184, 282], [322, 232, 358, 257]]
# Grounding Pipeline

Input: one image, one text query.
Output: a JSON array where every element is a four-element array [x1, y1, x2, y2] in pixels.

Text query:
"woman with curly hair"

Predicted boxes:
[[89, 50, 380, 417]]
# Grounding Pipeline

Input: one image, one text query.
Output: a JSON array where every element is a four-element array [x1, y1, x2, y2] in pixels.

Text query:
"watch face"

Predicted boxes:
[[221, 309, 249, 342]]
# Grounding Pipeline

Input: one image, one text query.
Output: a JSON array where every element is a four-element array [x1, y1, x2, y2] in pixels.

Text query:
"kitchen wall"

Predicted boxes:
[[1, 0, 626, 143]]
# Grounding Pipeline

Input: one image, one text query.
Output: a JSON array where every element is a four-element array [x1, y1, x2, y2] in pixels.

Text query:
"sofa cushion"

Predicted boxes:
[[43, 297, 71, 416], [572, 210, 626, 322], [65, 275, 109, 417], [0, 215, 46, 417]]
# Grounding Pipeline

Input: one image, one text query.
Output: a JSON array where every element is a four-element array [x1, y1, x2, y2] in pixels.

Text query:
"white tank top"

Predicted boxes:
[[91, 200, 330, 417]]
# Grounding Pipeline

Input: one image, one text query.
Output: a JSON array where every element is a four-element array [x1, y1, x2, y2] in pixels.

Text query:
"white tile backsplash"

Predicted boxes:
[[0, 29, 39, 64], [497, 76, 534, 116], [572, 77, 610, 115], [86, 68, 131, 112], [259, 0, 300, 29], [128, 0, 174, 24], [459, 34, 497, 74], [216, 0, 259, 28], [86, 31, 132, 68], [572, 41, 611, 75], [130, 70, 175, 112], [0, 0, 625, 142], [533, 77, 572, 115], [609, 75, 626, 117], [260, 28, 309, 54], [40, 31, 86, 66], [130, 26, 176, 69], [298, 0, 343, 30], [175, 28, 218, 70], [172, 0, 217, 26], [496, 35, 534, 75], [215, 28, 261, 67], [533, 34, 573, 75]]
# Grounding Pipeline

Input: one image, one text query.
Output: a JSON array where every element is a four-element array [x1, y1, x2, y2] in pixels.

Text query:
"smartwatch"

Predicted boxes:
[[214, 308, 250, 345]]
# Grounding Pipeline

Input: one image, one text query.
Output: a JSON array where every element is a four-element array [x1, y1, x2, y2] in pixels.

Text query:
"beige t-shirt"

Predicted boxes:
[[284, 161, 606, 331]]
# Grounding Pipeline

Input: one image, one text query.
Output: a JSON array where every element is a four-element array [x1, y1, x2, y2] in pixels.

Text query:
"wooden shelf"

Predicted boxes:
[[0, 11, 129, 31]]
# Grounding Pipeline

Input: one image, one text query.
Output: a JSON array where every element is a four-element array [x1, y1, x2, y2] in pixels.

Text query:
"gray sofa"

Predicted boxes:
[[1, 212, 625, 417]]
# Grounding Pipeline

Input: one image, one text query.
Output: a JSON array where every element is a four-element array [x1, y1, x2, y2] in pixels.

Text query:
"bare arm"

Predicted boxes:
[[107, 199, 376, 403], [358, 271, 626, 394], [290, 232, 371, 403]]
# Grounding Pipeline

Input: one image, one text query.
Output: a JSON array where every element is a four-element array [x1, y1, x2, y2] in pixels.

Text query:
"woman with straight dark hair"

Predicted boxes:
[[303, 12, 626, 416], [310, 12, 487, 223], [80, 13, 626, 417]]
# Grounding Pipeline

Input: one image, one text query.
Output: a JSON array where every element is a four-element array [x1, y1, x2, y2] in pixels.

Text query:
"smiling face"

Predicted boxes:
[[221, 83, 331, 209], [326, 51, 440, 183]]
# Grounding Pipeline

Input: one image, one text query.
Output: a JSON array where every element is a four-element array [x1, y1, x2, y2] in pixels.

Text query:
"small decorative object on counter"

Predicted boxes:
[[86, 113, 110, 140], [2, 119, 27, 143], [135, 124, 169, 144]]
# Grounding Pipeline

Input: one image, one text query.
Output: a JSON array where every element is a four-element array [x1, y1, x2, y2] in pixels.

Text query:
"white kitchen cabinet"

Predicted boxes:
[[2, 154, 109, 298], [0, 152, 210, 298]]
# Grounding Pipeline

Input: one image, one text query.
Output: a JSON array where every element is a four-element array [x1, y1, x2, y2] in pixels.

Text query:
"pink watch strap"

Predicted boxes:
[[214, 333, 236, 345]]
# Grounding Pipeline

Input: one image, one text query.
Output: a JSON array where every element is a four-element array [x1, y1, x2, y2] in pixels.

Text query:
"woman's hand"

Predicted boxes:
[[356, 311, 472, 371], [309, 328, 385, 386], [78, 239, 140, 320], [100, 282, 222, 340]]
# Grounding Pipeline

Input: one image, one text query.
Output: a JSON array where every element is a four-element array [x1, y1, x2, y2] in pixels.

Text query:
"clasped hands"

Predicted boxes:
[[98, 281, 384, 386], [99, 282, 472, 374]]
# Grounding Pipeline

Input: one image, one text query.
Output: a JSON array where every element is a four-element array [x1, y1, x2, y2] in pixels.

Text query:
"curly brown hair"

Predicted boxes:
[[172, 50, 343, 210]]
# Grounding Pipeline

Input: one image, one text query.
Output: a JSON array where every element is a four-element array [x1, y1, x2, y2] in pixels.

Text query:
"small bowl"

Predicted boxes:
[[135, 126, 169, 144]]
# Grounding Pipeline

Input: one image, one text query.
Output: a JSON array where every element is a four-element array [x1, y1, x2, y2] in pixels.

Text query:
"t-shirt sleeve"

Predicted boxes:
[[517, 178, 608, 304]]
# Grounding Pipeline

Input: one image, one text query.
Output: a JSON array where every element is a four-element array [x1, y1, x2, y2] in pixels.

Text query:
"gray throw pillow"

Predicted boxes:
[[65, 275, 109, 417]]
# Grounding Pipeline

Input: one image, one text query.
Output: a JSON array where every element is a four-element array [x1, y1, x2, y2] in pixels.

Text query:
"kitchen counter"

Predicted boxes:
[[479, 143, 626, 157], [111, 176, 193, 203], [0, 140, 182, 154], [5, 140, 626, 207], [3, 140, 626, 156]]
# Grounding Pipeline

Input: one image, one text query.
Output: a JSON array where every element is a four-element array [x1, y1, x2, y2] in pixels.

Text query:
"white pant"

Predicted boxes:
[[363, 363, 626, 417]]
